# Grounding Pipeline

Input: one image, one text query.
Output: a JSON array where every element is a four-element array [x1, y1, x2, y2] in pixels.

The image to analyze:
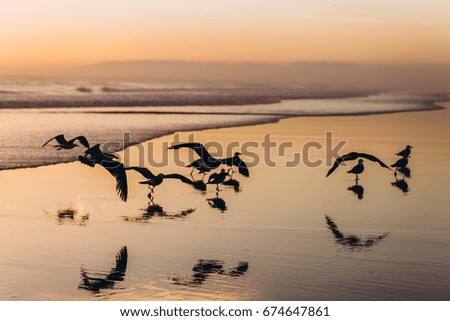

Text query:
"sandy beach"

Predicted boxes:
[[1, 101, 449, 300]]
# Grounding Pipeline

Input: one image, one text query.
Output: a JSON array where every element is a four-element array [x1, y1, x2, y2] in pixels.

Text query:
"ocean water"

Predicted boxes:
[[0, 82, 444, 170]]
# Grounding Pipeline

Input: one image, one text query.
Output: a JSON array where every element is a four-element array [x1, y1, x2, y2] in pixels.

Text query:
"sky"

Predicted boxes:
[[1, 0, 450, 71]]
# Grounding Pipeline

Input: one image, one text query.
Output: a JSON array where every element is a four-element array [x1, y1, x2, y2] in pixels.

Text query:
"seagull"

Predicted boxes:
[[126, 166, 206, 192], [326, 152, 391, 177], [168, 143, 222, 175], [347, 159, 364, 181], [79, 144, 128, 202], [391, 156, 409, 176], [207, 169, 230, 190], [220, 152, 250, 177], [396, 145, 413, 157], [169, 143, 250, 177], [42, 134, 90, 150]]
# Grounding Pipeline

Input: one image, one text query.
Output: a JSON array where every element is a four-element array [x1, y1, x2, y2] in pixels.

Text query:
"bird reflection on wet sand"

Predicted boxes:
[[391, 178, 410, 193], [170, 259, 249, 286], [348, 183, 364, 199], [207, 190, 227, 212], [79, 246, 128, 294], [45, 208, 90, 226], [325, 215, 389, 249], [123, 205, 196, 222], [222, 178, 241, 192]]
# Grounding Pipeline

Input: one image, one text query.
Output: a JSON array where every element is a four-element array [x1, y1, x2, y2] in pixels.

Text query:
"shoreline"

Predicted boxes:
[[0, 89, 378, 109], [0, 97, 448, 172]]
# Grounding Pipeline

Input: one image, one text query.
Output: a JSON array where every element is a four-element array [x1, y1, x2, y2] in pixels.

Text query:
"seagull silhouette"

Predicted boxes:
[[347, 159, 364, 180], [207, 169, 230, 190], [168, 143, 222, 175], [391, 155, 409, 176], [126, 166, 207, 192], [169, 143, 250, 177], [396, 145, 413, 157], [42, 134, 90, 150], [326, 152, 391, 177], [220, 152, 250, 177], [79, 144, 128, 202]]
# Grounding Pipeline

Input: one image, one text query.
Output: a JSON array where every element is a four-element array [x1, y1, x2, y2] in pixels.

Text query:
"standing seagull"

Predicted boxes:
[[79, 144, 128, 202], [391, 156, 409, 177], [396, 145, 413, 157], [42, 134, 90, 150], [207, 169, 230, 191], [326, 152, 391, 177], [347, 159, 364, 181]]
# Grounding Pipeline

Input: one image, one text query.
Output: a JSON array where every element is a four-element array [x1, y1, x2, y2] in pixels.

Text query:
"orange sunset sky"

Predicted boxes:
[[1, 0, 450, 72]]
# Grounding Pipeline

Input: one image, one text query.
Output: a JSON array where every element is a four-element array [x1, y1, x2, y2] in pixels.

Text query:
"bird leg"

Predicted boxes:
[[147, 191, 155, 206], [355, 174, 359, 182], [227, 168, 235, 179], [394, 168, 398, 177]]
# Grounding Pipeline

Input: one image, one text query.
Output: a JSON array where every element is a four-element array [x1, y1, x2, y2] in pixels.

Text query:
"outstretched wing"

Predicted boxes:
[[72, 136, 90, 149], [358, 153, 391, 169], [221, 157, 250, 177], [78, 155, 95, 167], [100, 160, 128, 202], [326, 152, 391, 177], [169, 143, 215, 163], [163, 173, 194, 185], [235, 159, 249, 177], [207, 172, 218, 183], [84, 144, 101, 156], [126, 166, 156, 179], [42, 134, 67, 147]]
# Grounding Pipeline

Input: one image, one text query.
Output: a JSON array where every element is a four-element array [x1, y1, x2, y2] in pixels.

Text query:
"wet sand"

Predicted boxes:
[[0, 103, 449, 300]]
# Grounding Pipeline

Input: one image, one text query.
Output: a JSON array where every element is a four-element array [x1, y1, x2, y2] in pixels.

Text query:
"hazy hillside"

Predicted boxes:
[[79, 60, 450, 91]]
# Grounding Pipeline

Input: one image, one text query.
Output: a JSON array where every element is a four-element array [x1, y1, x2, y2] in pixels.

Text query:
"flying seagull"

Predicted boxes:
[[220, 152, 250, 177], [168, 143, 222, 175], [42, 134, 90, 150], [207, 169, 230, 190], [126, 166, 206, 191], [396, 145, 413, 157], [169, 143, 250, 177], [79, 144, 128, 202], [326, 152, 391, 177]]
